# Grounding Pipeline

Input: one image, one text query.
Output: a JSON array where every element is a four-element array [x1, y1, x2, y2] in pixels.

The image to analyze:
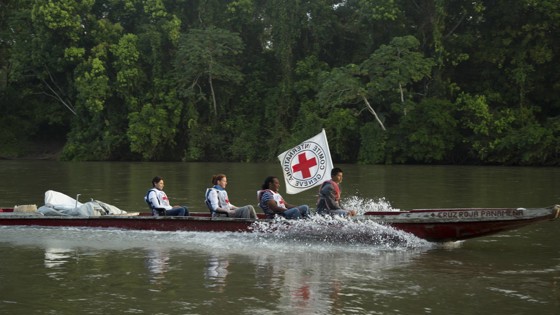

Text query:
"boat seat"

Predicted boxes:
[[150, 207, 166, 216]]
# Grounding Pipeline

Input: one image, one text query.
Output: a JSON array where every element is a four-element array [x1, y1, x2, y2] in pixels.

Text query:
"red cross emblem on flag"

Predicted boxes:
[[278, 129, 333, 194], [292, 152, 318, 179]]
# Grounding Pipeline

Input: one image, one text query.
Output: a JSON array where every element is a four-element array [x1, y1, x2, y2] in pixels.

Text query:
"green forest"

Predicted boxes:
[[1, 0, 559, 165]]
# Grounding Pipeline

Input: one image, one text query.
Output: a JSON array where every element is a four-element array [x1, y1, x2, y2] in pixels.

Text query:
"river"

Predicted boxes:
[[0, 161, 559, 314]]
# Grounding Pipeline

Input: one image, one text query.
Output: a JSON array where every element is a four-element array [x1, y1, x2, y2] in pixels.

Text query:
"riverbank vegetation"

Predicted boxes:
[[1, 1, 559, 165]]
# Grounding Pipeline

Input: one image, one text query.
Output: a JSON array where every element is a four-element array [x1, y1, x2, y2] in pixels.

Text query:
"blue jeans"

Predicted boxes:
[[153, 206, 189, 216], [282, 205, 310, 219]]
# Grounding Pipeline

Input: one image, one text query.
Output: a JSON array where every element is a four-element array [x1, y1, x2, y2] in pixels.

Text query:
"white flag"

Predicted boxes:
[[277, 129, 333, 194]]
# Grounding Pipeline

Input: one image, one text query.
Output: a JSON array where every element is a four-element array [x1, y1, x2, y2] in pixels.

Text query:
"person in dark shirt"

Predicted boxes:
[[257, 176, 309, 219], [316, 168, 357, 217]]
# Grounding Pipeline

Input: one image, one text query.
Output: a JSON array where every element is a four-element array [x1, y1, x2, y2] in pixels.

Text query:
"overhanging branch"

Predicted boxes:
[[361, 95, 386, 131], [39, 70, 77, 116]]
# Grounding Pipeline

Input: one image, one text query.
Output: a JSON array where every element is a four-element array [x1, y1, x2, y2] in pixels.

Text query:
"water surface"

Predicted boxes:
[[1, 161, 559, 314]]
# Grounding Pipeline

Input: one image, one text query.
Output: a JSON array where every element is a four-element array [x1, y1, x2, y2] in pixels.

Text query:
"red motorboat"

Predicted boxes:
[[1, 205, 558, 242]]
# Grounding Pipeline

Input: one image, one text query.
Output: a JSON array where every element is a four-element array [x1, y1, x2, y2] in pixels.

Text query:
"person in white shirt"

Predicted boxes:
[[205, 174, 257, 219], [145, 176, 189, 216]]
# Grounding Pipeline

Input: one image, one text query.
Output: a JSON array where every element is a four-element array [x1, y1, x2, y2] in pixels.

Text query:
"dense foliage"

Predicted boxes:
[[1, 0, 559, 165]]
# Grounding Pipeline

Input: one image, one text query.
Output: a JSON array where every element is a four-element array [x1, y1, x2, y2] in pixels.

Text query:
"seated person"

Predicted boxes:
[[145, 176, 189, 216], [257, 176, 309, 219], [205, 173, 257, 219], [316, 167, 357, 217]]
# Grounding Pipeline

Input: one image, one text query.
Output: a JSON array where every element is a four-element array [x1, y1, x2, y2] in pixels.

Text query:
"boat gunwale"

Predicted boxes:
[[0, 205, 557, 242], [1, 206, 556, 223]]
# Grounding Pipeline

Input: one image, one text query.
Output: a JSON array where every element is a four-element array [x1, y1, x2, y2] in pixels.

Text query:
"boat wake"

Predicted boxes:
[[342, 196, 400, 214], [244, 196, 424, 249], [249, 214, 430, 249]]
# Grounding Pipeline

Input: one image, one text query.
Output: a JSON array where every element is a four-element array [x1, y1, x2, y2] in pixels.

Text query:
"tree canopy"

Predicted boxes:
[[1, 0, 559, 165]]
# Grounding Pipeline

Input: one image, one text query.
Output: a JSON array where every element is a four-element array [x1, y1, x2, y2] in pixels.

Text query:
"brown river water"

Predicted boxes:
[[0, 161, 559, 314]]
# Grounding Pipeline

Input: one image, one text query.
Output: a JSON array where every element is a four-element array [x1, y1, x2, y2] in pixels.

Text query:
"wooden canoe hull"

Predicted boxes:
[[364, 206, 559, 241], [0, 213, 255, 232], [1, 206, 558, 242]]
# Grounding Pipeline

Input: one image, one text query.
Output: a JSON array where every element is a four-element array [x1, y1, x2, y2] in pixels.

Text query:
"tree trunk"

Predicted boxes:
[[399, 82, 406, 116], [361, 95, 386, 131], [208, 62, 217, 115]]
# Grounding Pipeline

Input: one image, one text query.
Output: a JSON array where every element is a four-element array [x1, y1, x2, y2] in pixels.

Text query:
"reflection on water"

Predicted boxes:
[[204, 255, 229, 291], [44, 248, 74, 269], [44, 248, 75, 281], [248, 244, 426, 314], [145, 249, 170, 286], [0, 225, 431, 314], [1, 223, 559, 314]]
